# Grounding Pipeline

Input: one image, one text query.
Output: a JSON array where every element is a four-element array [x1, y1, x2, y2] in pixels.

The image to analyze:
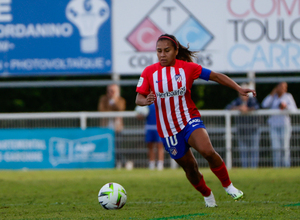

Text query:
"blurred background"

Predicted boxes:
[[1, 0, 300, 170]]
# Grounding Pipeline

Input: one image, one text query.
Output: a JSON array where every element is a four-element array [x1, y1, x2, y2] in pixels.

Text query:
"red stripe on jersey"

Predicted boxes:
[[155, 68, 163, 137], [158, 68, 172, 137], [167, 67, 180, 133], [154, 101, 163, 136], [175, 68, 187, 126], [186, 84, 198, 119]]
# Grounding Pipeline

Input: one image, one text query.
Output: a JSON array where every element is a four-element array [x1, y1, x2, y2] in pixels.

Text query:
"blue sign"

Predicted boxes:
[[0, 128, 115, 169], [0, 0, 112, 76]]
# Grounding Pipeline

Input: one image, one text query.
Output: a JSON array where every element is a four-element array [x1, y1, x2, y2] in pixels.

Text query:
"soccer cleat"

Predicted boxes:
[[224, 183, 244, 200], [204, 192, 217, 207]]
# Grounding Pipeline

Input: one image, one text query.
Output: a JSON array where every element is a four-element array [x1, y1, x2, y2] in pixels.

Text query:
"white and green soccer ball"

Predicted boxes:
[[98, 182, 127, 210]]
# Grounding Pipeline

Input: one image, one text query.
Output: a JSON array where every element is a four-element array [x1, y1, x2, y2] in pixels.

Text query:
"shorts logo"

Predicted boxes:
[[126, 0, 214, 52], [169, 147, 177, 156], [189, 118, 201, 125]]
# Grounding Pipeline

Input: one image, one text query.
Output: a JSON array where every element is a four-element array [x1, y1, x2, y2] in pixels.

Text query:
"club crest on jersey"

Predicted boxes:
[[156, 86, 186, 98], [175, 75, 182, 82], [169, 147, 178, 156]]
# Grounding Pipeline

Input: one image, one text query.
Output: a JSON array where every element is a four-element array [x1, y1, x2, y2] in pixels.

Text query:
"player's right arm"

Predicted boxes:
[[136, 66, 155, 106], [136, 92, 155, 106]]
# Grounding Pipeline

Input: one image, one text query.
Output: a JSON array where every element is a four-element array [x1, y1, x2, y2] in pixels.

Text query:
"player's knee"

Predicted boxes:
[[182, 160, 199, 176], [201, 149, 217, 161]]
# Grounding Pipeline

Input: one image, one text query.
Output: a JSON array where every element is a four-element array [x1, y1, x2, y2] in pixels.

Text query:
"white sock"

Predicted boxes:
[[204, 191, 213, 199], [157, 160, 164, 170], [149, 161, 155, 170], [204, 191, 217, 207], [224, 183, 235, 193]]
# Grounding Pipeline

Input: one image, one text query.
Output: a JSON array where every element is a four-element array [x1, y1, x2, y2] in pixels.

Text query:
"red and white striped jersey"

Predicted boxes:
[[136, 59, 205, 138]]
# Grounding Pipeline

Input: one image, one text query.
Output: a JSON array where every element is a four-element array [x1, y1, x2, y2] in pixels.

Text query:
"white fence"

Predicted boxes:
[[0, 109, 300, 169]]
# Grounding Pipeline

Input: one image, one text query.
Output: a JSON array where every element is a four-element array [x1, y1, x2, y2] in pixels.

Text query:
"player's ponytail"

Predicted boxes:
[[157, 34, 196, 62]]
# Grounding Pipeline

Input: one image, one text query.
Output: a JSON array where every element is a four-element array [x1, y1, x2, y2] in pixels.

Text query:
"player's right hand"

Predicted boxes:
[[146, 91, 156, 104]]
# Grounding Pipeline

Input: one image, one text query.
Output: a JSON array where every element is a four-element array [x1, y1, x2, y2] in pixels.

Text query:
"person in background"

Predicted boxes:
[[261, 82, 297, 167], [135, 34, 256, 207], [135, 103, 164, 170], [98, 84, 126, 132], [225, 83, 260, 168], [98, 84, 126, 168]]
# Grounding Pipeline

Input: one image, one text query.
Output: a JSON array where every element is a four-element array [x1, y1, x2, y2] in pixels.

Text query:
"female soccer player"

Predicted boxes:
[[135, 34, 256, 207]]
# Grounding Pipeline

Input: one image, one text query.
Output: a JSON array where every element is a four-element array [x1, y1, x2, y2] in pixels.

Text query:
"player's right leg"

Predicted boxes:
[[175, 149, 217, 207], [161, 132, 217, 207]]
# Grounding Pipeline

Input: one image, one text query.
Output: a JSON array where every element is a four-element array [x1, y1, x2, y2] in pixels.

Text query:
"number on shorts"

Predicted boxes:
[[165, 134, 178, 148]]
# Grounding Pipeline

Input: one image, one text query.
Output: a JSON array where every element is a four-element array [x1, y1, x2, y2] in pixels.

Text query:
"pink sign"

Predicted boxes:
[[127, 18, 163, 52]]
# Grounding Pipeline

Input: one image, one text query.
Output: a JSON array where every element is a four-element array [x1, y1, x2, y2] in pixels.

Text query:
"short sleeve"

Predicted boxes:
[[187, 62, 211, 81], [188, 62, 202, 80], [136, 67, 151, 96]]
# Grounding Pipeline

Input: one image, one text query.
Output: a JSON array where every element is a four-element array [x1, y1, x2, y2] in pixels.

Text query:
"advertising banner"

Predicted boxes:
[[113, 0, 300, 74], [0, 128, 115, 169], [226, 0, 300, 72], [0, 0, 112, 76]]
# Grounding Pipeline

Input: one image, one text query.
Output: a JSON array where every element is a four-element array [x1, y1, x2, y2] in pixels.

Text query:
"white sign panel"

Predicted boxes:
[[226, 0, 300, 72], [113, 0, 300, 74]]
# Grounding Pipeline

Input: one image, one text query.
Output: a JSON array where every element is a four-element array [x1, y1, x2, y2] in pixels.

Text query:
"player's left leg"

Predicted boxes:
[[188, 127, 244, 200]]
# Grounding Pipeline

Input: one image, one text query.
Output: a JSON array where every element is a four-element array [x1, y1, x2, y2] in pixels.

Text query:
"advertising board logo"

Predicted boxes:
[[66, 0, 110, 53], [126, 0, 214, 52], [49, 133, 113, 166]]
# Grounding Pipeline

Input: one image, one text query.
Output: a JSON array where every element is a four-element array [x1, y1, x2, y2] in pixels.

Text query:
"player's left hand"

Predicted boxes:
[[239, 88, 256, 97]]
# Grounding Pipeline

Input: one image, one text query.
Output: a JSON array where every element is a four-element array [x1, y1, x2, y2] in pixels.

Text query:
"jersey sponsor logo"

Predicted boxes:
[[188, 118, 201, 125], [137, 77, 144, 87], [156, 86, 186, 98]]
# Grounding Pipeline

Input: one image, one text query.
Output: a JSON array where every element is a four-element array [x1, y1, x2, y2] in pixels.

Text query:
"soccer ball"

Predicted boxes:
[[134, 105, 149, 117], [98, 182, 127, 210]]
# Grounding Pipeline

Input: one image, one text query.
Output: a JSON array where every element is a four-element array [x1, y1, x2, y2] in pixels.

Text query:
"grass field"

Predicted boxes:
[[0, 168, 299, 220]]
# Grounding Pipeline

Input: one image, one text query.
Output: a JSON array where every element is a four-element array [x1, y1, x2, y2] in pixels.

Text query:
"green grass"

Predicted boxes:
[[0, 168, 299, 220]]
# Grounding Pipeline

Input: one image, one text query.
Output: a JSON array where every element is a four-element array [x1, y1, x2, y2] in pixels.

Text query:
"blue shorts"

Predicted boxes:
[[161, 118, 206, 159], [146, 129, 162, 143]]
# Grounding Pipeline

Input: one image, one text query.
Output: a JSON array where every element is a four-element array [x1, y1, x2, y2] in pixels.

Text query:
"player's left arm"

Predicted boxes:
[[209, 71, 256, 97]]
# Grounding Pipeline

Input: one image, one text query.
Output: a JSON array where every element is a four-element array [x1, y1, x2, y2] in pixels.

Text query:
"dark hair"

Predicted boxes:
[[157, 34, 196, 62]]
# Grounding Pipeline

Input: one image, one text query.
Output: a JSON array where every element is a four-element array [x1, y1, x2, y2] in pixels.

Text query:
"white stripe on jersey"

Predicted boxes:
[[162, 68, 177, 135], [153, 70, 168, 137], [170, 67, 185, 131], [179, 68, 191, 123]]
